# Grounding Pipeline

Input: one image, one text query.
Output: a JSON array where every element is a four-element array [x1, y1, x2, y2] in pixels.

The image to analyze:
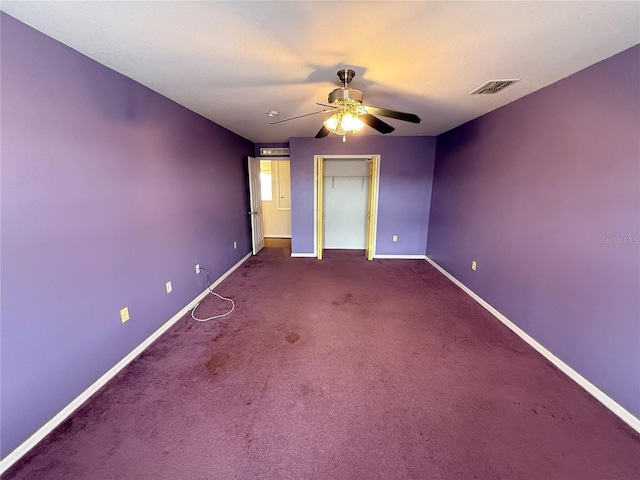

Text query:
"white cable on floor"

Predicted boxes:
[[191, 268, 235, 322]]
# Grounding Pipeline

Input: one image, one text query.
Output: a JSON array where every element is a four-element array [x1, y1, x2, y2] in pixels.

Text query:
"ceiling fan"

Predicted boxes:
[[270, 69, 421, 140]]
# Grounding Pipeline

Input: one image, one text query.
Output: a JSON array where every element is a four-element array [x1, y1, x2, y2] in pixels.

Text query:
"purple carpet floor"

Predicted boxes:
[[4, 248, 639, 479]]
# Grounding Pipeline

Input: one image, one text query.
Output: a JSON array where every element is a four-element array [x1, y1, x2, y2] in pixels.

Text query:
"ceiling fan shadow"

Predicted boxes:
[[305, 64, 374, 90]]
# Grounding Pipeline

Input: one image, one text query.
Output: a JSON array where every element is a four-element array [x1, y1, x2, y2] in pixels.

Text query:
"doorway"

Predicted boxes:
[[248, 156, 291, 255], [314, 155, 380, 260], [259, 159, 291, 239]]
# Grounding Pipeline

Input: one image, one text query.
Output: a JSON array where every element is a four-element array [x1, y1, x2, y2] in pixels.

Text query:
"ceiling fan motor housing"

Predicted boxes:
[[328, 87, 363, 105]]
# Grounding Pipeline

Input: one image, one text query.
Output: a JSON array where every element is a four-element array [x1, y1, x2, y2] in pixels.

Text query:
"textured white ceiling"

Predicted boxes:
[[2, 1, 639, 143]]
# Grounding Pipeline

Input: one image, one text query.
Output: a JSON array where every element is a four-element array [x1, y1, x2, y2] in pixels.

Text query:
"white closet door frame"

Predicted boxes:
[[313, 154, 381, 259]]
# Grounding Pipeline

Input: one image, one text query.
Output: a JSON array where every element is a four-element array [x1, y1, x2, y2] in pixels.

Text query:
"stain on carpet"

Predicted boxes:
[[332, 293, 353, 306], [285, 332, 300, 344], [206, 353, 229, 375], [299, 383, 324, 405], [211, 333, 223, 343], [300, 383, 323, 397]]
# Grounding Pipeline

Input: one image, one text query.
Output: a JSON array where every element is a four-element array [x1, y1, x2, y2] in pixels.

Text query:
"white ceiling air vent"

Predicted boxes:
[[469, 79, 520, 95], [260, 148, 289, 156]]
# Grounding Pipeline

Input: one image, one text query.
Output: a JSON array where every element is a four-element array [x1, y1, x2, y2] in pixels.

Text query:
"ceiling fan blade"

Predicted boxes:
[[316, 102, 341, 110], [270, 108, 335, 125], [363, 106, 421, 124], [359, 113, 395, 134], [315, 125, 331, 138]]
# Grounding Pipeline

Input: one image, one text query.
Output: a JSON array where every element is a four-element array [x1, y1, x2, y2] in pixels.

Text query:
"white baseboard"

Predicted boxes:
[[424, 256, 640, 434], [374, 254, 428, 259], [0, 252, 252, 474], [292, 253, 428, 260], [264, 235, 292, 239]]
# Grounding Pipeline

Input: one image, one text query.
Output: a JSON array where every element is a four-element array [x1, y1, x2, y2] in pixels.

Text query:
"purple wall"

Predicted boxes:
[[428, 45, 640, 418], [289, 136, 436, 255], [0, 13, 253, 457]]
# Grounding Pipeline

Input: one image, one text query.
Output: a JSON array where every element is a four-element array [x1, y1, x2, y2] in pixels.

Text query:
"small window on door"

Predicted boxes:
[[259, 161, 273, 201]]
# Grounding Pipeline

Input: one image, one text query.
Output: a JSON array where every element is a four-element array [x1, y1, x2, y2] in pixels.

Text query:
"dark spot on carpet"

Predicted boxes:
[[56, 418, 75, 436], [243, 432, 254, 445], [615, 422, 640, 442], [285, 332, 300, 344], [206, 353, 229, 375], [332, 293, 353, 306], [300, 383, 324, 400]]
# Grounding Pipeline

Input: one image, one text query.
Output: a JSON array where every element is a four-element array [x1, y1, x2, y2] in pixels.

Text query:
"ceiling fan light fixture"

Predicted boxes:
[[323, 114, 340, 131], [340, 111, 364, 132], [323, 109, 364, 136]]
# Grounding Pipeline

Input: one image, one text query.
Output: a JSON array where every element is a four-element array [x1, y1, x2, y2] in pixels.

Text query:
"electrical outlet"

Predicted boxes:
[[234, 241, 237, 249], [120, 307, 130, 323], [166, 281, 172, 293], [471, 260, 477, 271], [195, 264, 200, 274], [392, 235, 398, 242]]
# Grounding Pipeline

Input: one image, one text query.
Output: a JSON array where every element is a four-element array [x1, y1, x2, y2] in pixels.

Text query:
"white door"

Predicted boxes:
[[248, 157, 264, 255], [277, 161, 291, 210], [316, 157, 324, 259]]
